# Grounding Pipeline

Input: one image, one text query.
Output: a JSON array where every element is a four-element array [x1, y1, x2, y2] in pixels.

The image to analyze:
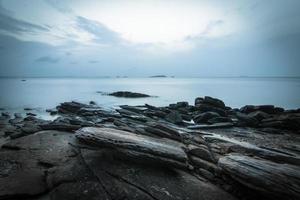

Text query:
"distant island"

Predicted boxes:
[[149, 75, 168, 78]]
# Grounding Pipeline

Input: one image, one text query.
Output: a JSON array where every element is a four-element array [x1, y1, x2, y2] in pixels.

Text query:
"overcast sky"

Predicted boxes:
[[0, 0, 299, 77]]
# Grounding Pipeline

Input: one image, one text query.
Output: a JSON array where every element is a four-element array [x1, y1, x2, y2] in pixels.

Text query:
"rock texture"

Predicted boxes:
[[0, 96, 300, 200]]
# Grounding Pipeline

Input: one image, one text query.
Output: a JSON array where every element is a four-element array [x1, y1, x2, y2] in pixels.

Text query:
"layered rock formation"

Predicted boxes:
[[0, 96, 300, 200]]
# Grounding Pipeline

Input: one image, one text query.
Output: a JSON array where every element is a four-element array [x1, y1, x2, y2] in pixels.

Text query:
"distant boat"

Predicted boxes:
[[21, 79, 26, 82]]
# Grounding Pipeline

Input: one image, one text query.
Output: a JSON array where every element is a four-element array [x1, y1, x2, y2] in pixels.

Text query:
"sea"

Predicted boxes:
[[0, 77, 299, 119]]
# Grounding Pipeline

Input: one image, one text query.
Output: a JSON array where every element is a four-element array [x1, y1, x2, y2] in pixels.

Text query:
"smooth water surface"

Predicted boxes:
[[0, 77, 299, 118]]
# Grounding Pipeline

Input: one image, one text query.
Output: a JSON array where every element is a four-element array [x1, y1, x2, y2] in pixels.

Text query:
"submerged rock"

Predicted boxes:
[[108, 91, 151, 98]]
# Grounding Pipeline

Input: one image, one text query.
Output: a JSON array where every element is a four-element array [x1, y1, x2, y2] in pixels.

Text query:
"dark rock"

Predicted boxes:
[[80, 148, 236, 200], [75, 127, 188, 169], [144, 123, 182, 141], [26, 112, 37, 116], [40, 123, 81, 131], [247, 111, 270, 121], [219, 154, 300, 199], [108, 91, 151, 98], [187, 144, 216, 163], [260, 114, 300, 130], [165, 111, 183, 124], [188, 122, 234, 129], [240, 105, 284, 114], [193, 112, 220, 124], [195, 96, 225, 109], [89, 101, 96, 105], [169, 101, 189, 109], [189, 156, 219, 174], [195, 104, 227, 116], [235, 112, 259, 127], [57, 101, 88, 114], [14, 113, 22, 118], [208, 117, 233, 124], [1, 112, 10, 118]]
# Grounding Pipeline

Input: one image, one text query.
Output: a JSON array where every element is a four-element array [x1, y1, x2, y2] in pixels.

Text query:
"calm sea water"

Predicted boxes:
[[0, 77, 299, 118]]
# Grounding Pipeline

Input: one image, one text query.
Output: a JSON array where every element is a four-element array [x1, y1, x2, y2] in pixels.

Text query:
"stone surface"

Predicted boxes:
[[219, 154, 300, 199], [75, 127, 188, 168]]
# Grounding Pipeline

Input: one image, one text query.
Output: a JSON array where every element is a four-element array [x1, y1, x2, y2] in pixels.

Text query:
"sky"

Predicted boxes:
[[0, 0, 300, 77]]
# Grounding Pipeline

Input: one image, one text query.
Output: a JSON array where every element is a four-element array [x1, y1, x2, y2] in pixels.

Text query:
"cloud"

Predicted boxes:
[[89, 60, 99, 64], [76, 16, 120, 44], [44, 0, 73, 13], [35, 56, 60, 64], [0, 10, 49, 35]]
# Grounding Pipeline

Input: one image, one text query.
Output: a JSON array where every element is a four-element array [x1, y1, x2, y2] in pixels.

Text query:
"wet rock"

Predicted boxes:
[[165, 111, 183, 124], [247, 111, 270, 121], [1, 112, 10, 118], [75, 127, 188, 169], [26, 112, 37, 116], [193, 112, 221, 124], [196, 96, 226, 109], [240, 105, 284, 114], [144, 123, 182, 141], [260, 113, 300, 130], [219, 154, 300, 199], [108, 91, 151, 98], [188, 122, 234, 129], [208, 117, 233, 124], [187, 144, 216, 163], [190, 156, 219, 174], [89, 101, 96, 105], [40, 122, 81, 131], [195, 104, 227, 116], [169, 101, 189, 109], [235, 112, 259, 127], [46, 108, 58, 115], [13, 113, 22, 118], [57, 101, 89, 114]]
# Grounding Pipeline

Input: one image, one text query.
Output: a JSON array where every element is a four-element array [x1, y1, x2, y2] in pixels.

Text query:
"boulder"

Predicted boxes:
[[165, 111, 183, 124], [193, 112, 221, 124], [235, 112, 259, 127], [195, 104, 227, 116], [195, 96, 225, 108], [240, 105, 284, 114], [247, 111, 270, 121]]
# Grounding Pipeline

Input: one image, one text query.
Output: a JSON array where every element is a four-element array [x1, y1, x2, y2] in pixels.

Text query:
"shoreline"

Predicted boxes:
[[0, 96, 299, 200]]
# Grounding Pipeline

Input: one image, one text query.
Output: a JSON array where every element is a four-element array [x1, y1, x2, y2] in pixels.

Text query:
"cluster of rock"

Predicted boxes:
[[0, 96, 300, 200]]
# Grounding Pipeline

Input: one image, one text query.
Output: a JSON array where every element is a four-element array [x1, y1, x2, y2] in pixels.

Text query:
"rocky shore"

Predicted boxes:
[[0, 96, 300, 200]]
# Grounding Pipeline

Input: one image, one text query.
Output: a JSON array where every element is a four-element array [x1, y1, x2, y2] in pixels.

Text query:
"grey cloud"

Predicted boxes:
[[35, 56, 60, 64], [44, 0, 73, 13], [76, 16, 120, 44], [0, 12, 49, 35]]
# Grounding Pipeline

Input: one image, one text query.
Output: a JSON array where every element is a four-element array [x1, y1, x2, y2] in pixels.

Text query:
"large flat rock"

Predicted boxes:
[[75, 127, 189, 168], [80, 148, 237, 200]]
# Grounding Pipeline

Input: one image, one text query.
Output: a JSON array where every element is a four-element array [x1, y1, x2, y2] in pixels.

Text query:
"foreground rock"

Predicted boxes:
[[1, 96, 300, 200], [75, 127, 188, 168], [219, 154, 300, 199], [108, 91, 151, 98], [0, 130, 236, 200]]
